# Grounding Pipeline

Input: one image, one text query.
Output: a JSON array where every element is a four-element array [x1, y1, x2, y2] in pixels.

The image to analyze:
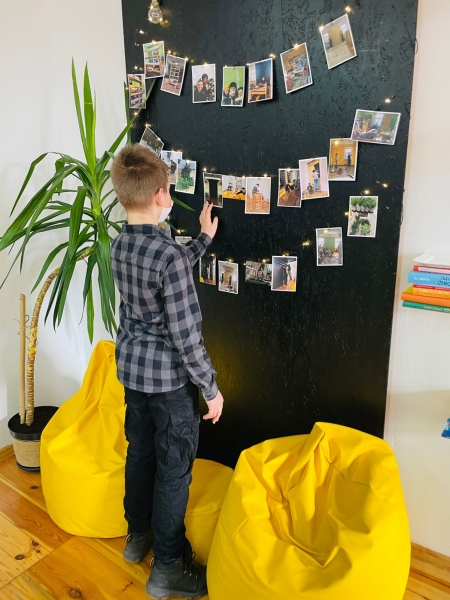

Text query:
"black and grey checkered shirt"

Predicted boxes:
[[110, 223, 218, 401]]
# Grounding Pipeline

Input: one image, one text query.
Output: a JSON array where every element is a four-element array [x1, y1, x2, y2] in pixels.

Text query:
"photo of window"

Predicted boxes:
[[128, 74, 146, 109], [320, 14, 357, 69], [143, 41, 165, 78], [328, 139, 358, 181], [280, 44, 313, 94], [316, 228, 343, 266], [248, 58, 273, 103], [351, 109, 401, 145]]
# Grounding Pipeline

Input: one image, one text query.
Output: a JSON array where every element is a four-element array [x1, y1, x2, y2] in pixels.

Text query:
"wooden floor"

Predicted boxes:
[[0, 445, 448, 599]]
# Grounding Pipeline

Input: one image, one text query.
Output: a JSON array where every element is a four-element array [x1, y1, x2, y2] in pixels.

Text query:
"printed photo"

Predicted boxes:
[[280, 44, 313, 94], [200, 256, 216, 285], [347, 196, 378, 238], [161, 150, 182, 186], [222, 176, 246, 200], [222, 66, 245, 107], [245, 261, 272, 286], [161, 55, 187, 96], [245, 177, 271, 214], [218, 261, 239, 294], [299, 157, 329, 200], [248, 58, 273, 103], [204, 172, 223, 208], [139, 127, 164, 157], [128, 74, 146, 109], [192, 64, 216, 103], [271, 256, 297, 292], [175, 159, 197, 194], [321, 14, 357, 69], [278, 169, 301, 207], [328, 139, 358, 181], [175, 236, 192, 246], [143, 41, 165, 78], [351, 109, 401, 145], [316, 227, 343, 266]]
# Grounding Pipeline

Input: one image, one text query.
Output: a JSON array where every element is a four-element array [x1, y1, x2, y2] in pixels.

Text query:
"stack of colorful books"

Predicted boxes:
[[401, 253, 450, 314]]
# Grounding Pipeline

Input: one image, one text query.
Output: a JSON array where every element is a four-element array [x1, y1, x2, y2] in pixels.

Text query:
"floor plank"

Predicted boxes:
[[0, 456, 46, 510]]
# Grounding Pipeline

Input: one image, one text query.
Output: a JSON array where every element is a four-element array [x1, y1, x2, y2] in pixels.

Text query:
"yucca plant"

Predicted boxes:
[[0, 60, 193, 426]]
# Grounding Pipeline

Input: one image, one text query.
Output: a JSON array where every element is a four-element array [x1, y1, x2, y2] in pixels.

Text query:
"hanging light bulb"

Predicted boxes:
[[148, 0, 163, 23]]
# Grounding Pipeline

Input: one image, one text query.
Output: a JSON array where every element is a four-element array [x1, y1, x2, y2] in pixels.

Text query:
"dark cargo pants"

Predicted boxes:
[[123, 380, 201, 566]]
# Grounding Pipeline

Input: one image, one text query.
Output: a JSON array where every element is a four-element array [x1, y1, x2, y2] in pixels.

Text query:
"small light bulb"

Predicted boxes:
[[345, 5, 352, 12], [270, 54, 275, 59], [324, 229, 329, 234], [203, 168, 207, 172], [185, 57, 189, 61], [364, 189, 370, 195], [139, 29, 145, 34], [383, 183, 388, 188], [134, 111, 138, 116], [345, 212, 349, 216], [288, 168, 291, 171], [224, 65, 227, 68], [133, 65, 138, 70], [167, 50, 171, 54], [385, 98, 392, 103], [319, 25, 325, 32], [334, 140, 339, 145], [177, 229, 181, 233], [264, 174, 267, 177], [294, 44, 299, 49]]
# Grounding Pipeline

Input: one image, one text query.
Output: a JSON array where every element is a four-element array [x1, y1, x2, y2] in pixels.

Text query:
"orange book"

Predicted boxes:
[[402, 286, 450, 308], [413, 285, 450, 299]]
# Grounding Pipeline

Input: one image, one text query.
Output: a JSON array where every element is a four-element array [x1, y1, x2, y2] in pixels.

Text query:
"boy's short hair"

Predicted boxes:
[[111, 143, 169, 209]]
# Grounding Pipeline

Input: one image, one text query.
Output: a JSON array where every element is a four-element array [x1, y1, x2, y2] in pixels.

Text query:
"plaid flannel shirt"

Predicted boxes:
[[110, 223, 218, 401]]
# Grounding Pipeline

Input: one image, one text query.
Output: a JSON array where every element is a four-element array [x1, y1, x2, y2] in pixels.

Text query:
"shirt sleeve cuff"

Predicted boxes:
[[202, 378, 219, 402], [197, 232, 212, 249]]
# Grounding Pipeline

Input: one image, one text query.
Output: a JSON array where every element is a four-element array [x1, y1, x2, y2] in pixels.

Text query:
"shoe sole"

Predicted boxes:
[[146, 584, 206, 600]]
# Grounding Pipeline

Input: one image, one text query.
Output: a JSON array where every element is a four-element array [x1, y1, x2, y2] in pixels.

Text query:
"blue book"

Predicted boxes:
[[408, 270, 450, 288], [442, 418, 450, 439], [402, 301, 450, 313]]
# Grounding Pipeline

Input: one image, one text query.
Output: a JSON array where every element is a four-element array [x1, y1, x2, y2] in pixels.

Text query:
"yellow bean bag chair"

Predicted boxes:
[[207, 422, 410, 600], [40, 340, 233, 564]]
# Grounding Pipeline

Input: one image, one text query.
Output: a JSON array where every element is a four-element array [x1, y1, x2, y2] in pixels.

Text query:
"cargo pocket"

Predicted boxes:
[[165, 417, 200, 466]]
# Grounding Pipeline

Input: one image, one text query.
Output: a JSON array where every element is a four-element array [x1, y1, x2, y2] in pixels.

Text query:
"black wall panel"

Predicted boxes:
[[120, 0, 418, 468]]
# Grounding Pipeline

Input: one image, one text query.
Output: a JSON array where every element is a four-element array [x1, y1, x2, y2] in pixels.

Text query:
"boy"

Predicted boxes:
[[110, 144, 223, 599]]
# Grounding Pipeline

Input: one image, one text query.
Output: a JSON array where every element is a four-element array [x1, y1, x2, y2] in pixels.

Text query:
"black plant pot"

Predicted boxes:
[[8, 405, 59, 472]]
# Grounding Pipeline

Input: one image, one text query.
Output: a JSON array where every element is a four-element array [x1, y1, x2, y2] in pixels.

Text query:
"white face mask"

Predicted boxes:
[[158, 192, 173, 224]]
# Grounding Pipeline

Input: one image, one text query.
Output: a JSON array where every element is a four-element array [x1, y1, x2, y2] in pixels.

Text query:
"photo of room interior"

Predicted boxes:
[[299, 157, 329, 199], [245, 177, 271, 213], [278, 169, 301, 206], [321, 14, 357, 69], [200, 256, 216, 285], [222, 176, 245, 200], [248, 58, 273, 102], [143, 41, 164, 78], [127, 74, 146, 108], [280, 44, 312, 93], [161, 150, 182, 186], [328, 138, 358, 180], [218, 261, 238, 293], [204, 172, 223, 207], [139, 126, 164, 156], [316, 227, 343, 266], [271, 256, 297, 292], [245, 261, 272, 285], [161, 55, 186, 95], [351, 110, 401, 145]]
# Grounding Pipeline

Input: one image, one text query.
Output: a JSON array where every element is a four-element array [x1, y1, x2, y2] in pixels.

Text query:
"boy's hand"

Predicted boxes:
[[200, 202, 218, 240], [203, 390, 224, 424]]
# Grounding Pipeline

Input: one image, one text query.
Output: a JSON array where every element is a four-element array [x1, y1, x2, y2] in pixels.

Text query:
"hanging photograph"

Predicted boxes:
[[328, 139, 358, 181], [316, 228, 343, 266], [218, 261, 239, 294], [143, 41, 165, 78], [139, 127, 164, 157], [271, 256, 297, 292], [161, 55, 187, 96], [347, 196, 378, 238], [222, 176, 246, 200], [299, 157, 329, 200], [278, 169, 301, 207], [161, 150, 182, 186], [174, 236, 192, 246], [222, 66, 245, 106], [175, 159, 197, 194], [248, 58, 273, 103], [245, 261, 272, 286], [200, 255, 217, 285], [245, 177, 271, 214], [204, 172, 223, 208], [192, 64, 216, 103], [280, 44, 313, 94], [128, 74, 146, 109], [320, 14, 357, 69], [351, 109, 401, 145]]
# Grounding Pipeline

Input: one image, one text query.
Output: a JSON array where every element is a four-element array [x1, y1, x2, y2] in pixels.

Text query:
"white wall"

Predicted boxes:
[[386, 0, 450, 557], [0, 0, 126, 447]]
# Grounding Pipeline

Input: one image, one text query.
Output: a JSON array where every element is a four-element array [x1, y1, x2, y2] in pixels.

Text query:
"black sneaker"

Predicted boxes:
[[123, 529, 154, 563], [146, 540, 207, 599]]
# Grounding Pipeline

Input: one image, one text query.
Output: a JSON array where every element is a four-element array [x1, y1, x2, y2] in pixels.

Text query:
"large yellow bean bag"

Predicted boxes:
[[40, 340, 233, 563], [207, 422, 410, 600]]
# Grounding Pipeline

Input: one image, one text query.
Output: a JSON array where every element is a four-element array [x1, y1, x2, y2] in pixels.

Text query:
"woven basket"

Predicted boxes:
[[11, 438, 40, 469]]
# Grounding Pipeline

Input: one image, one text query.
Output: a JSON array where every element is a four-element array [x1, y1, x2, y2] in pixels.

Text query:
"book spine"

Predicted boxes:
[[402, 301, 450, 313], [413, 286, 450, 299], [408, 271, 450, 288], [414, 284, 450, 291], [414, 265, 450, 274]]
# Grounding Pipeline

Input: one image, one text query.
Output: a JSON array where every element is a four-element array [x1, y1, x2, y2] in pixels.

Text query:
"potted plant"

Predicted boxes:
[[1, 61, 193, 471]]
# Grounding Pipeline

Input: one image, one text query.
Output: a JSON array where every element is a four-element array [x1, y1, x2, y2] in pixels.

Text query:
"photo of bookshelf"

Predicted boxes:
[[127, 74, 146, 109], [143, 41, 165, 78]]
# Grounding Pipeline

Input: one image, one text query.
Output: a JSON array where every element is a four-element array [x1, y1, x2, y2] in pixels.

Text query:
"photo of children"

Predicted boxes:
[[222, 66, 245, 107], [320, 14, 357, 69], [280, 44, 313, 94], [192, 64, 216, 103], [278, 169, 301, 207], [271, 256, 297, 292], [351, 109, 401, 145], [143, 41, 165, 78], [218, 261, 238, 294], [161, 150, 182, 186], [316, 228, 343, 266], [245, 261, 272, 286], [248, 58, 273, 103], [222, 176, 246, 200], [175, 159, 196, 194], [328, 139, 358, 181], [200, 255, 216, 285], [204, 172, 223, 208], [161, 55, 187, 96], [245, 177, 271, 214], [128, 74, 146, 109], [174, 236, 192, 246], [139, 127, 164, 157], [347, 196, 378, 238], [299, 157, 329, 200]]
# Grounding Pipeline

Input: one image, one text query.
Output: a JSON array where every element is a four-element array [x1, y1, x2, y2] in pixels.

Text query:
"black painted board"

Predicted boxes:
[[120, 0, 418, 468]]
